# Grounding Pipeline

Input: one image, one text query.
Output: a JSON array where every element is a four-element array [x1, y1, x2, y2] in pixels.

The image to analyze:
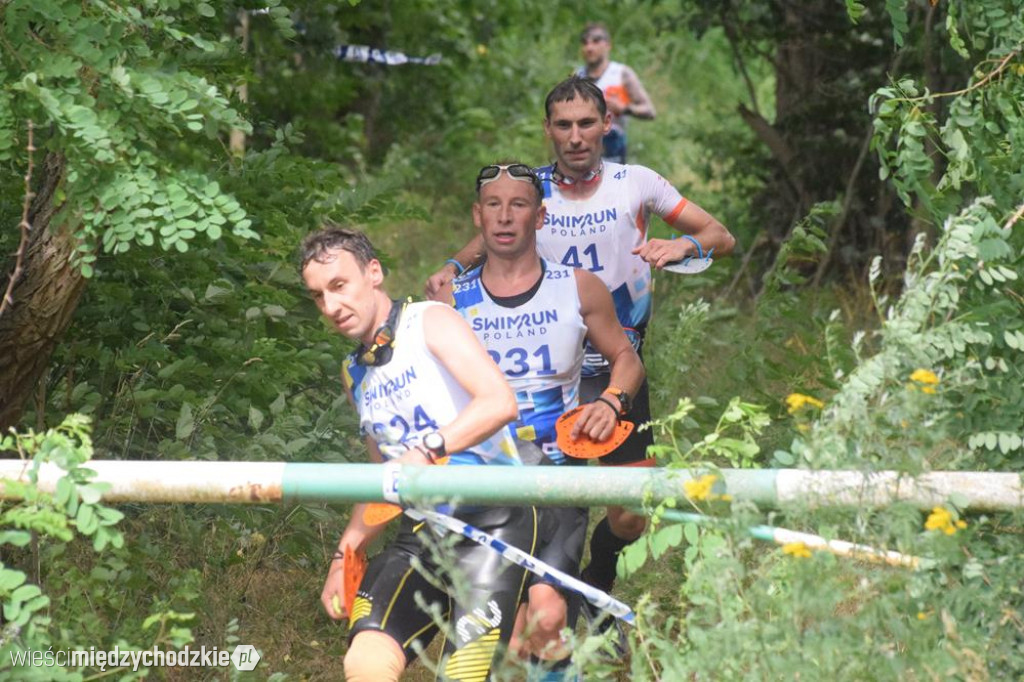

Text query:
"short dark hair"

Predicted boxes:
[[300, 222, 378, 271], [580, 22, 610, 43], [544, 75, 607, 119]]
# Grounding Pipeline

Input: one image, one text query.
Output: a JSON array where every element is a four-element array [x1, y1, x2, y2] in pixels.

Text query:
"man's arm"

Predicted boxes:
[[424, 234, 486, 302], [630, 167, 736, 269], [621, 65, 656, 120], [570, 270, 645, 441], [321, 423, 392, 620], [423, 304, 518, 450], [321, 382, 437, 621]]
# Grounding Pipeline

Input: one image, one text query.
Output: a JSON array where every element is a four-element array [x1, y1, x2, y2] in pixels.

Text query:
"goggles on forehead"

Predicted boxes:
[[476, 164, 543, 196]]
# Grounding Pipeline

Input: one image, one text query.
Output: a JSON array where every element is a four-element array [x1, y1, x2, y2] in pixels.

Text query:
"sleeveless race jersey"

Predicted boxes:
[[452, 262, 586, 465], [343, 301, 520, 466], [578, 61, 628, 135]]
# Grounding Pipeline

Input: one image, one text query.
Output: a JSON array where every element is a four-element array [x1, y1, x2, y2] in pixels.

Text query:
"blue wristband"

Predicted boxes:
[[679, 235, 705, 259], [444, 258, 465, 276]]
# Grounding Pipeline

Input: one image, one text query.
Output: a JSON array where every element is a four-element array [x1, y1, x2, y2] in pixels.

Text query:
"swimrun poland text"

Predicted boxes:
[[8, 644, 261, 673]]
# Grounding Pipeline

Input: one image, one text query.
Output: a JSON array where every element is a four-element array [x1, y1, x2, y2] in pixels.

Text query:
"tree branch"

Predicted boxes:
[[891, 44, 1022, 104], [811, 122, 874, 287], [1004, 201, 1024, 232], [1, 121, 36, 319], [720, 7, 762, 116], [810, 42, 910, 284], [737, 103, 809, 207], [723, 233, 771, 300]]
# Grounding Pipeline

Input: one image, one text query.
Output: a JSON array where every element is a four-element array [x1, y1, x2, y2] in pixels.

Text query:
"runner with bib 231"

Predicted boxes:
[[452, 161, 645, 679]]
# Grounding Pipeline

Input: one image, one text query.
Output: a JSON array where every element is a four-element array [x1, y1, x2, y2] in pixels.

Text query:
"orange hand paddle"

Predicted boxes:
[[343, 545, 367, 618], [555, 405, 634, 459]]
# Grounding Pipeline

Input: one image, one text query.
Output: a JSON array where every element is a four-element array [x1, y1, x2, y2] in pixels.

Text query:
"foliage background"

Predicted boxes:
[[1, 0, 1023, 679]]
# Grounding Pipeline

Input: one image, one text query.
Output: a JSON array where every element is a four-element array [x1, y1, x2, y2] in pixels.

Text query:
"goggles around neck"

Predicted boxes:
[[357, 297, 411, 367], [476, 164, 543, 197], [551, 161, 603, 187]]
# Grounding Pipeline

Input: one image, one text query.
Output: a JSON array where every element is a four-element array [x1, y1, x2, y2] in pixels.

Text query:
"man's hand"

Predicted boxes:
[[570, 398, 619, 442], [397, 444, 433, 466], [321, 558, 347, 620], [425, 263, 458, 302], [632, 238, 699, 269]]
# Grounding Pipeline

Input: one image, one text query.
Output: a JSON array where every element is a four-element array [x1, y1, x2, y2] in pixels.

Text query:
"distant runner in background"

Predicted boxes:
[[577, 22, 655, 164]]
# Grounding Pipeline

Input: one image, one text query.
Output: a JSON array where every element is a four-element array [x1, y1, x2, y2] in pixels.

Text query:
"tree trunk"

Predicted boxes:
[[724, 0, 914, 282], [0, 153, 87, 432]]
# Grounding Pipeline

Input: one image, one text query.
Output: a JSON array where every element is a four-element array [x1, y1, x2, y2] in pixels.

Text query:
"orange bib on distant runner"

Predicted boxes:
[[604, 84, 630, 107]]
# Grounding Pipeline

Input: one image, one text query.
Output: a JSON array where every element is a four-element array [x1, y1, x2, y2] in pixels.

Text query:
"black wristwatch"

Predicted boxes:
[[603, 387, 632, 415], [421, 431, 446, 462]]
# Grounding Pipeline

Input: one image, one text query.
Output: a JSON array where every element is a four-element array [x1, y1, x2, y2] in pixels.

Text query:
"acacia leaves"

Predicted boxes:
[[0, 416, 211, 678], [872, 4, 1024, 219], [856, 0, 1024, 470], [0, 416, 125, 631], [85, 162, 253, 260], [0, 0, 291, 273]]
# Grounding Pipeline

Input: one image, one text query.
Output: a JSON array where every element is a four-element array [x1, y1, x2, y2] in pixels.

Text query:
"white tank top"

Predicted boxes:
[[452, 262, 586, 464], [344, 301, 520, 466], [578, 61, 628, 133]]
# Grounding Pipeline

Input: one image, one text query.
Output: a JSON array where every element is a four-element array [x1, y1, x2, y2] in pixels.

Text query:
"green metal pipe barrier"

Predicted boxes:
[[281, 464, 779, 507], [1, 461, 1022, 511]]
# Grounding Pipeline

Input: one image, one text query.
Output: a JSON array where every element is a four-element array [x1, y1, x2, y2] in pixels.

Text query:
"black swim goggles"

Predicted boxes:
[[475, 164, 543, 196]]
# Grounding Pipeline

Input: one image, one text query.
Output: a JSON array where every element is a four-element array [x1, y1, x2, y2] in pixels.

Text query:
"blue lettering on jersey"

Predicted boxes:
[[488, 344, 557, 377], [362, 366, 418, 406], [544, 208, 618, 229], [471, 310, 559, 332]]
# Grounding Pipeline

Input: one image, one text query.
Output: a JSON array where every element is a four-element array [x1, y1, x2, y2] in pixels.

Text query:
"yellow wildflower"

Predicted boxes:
[[782, 542, 812, 559], [910, 369, 939, 385], [924, 506, 967, 535], [786, 393, 825, 414], [684, 474, 717, 502], [907, 369, 939, 394], [916, 611, 929, 620], [924, 506, 950, 530]]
